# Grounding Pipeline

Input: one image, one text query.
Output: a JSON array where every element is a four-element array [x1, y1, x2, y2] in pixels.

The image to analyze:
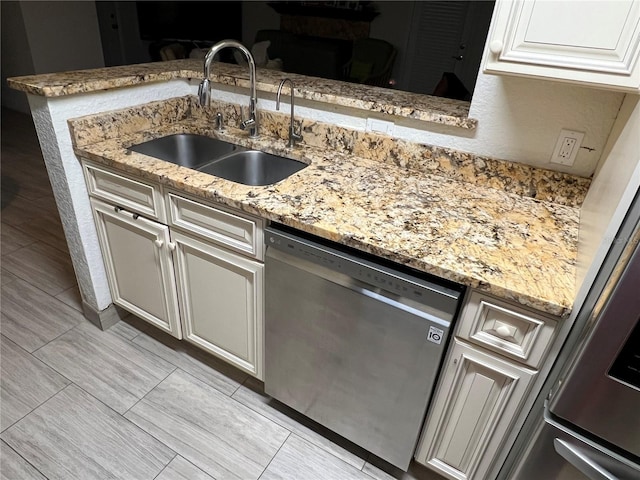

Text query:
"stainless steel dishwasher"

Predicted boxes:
[[264, 224, 464, 470]]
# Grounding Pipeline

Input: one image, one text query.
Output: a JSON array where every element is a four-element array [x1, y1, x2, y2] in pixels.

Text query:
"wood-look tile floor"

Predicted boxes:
[[0, 108, 446, 480]]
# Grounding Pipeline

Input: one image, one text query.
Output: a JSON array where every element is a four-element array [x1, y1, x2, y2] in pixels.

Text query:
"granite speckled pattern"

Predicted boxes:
[[9, 59, 476, 129], [68, 98, 582, 317], [71, 96, 589, 207]]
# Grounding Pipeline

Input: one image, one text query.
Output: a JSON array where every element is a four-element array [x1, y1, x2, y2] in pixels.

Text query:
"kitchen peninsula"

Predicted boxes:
[[7, 0, 640, 475], [8, 56, 599, 479], [8, 59, 586, 319]]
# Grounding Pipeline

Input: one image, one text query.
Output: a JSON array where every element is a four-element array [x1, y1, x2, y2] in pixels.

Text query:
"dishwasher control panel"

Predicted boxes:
[[266, 224, 463, 317]]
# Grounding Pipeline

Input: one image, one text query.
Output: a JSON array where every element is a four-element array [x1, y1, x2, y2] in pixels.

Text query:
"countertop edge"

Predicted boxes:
[[7, 59, 476, 129]]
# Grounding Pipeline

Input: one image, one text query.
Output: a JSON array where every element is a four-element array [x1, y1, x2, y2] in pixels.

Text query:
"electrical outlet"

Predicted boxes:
[[366, 118, 395, 135], [551, 129, 584, 166]]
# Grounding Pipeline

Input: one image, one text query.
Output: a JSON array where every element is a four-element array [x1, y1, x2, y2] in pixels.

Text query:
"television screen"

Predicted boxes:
[[136, 1, 242, 43]]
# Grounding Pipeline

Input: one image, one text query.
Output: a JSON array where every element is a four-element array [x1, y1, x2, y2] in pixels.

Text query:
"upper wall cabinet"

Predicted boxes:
[[483, 0, 640, 92]]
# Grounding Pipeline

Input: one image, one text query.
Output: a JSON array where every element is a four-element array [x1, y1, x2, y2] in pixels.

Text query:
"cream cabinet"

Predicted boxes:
[[483, 0, 640, 91], [83, 160, 264, 378], [415, 291, 559, 480], [172, 230, 263, 378], [415, 339, 535, 480], [90, 197, 181, 338]]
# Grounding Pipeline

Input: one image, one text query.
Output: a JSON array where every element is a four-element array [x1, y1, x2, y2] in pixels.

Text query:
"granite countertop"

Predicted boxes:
[[68, 96, 583, 318], [8, 59, 476, 129]]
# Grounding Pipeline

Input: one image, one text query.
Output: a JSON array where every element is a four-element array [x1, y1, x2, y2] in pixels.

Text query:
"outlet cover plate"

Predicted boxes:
[[366, 118, 395, 135], [551, 129, 585, 166]]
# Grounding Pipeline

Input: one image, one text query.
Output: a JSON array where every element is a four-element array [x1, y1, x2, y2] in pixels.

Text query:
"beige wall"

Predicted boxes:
[[19, 1, 104, 74], [2, 1, 105, 112], [576, 95, 640, 297]]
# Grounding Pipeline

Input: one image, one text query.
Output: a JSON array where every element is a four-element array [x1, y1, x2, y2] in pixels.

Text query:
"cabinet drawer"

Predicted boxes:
[[456, 292, 557, 368], [83, 161, 165, 222], [167, 192, 263, 260]]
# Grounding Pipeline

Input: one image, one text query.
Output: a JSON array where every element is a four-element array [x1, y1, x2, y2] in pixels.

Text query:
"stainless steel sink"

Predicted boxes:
[[128, 134, 307, 186], [197, 150, 307, 186], [127, 134, 238, 169]]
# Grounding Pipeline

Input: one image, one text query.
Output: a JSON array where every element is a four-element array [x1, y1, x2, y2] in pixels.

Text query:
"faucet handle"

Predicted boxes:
[[289, 123, 303, 147], [198, 79, 210, 107], [239, 107, 256, 130]]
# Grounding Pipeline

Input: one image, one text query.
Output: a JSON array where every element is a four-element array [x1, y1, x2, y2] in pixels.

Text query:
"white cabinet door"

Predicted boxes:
[[171, 230, 264, 379], [415, 339, 536, 480], [484, 0, 640, 91], [90, 198, 181, 338]]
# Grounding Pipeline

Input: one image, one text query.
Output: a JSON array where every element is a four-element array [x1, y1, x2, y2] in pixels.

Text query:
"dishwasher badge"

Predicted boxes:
[[427, 326, 444, 344]]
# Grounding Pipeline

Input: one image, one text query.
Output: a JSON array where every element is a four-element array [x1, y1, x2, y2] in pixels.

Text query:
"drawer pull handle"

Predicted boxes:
[[489, 40, 503, 54], [114, 206, 122, 212], [133, 213, 139, 220], [154, 239, 164, 248], [167, 242, 176, 251], [495, 324, 516, 339]]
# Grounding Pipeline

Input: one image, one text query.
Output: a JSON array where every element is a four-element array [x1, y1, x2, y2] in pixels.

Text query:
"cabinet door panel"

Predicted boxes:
[[415, 339, 535, 480], [484, 0, 640, 91], [90, 198, 181, 337], [172, 230, 263, 378]]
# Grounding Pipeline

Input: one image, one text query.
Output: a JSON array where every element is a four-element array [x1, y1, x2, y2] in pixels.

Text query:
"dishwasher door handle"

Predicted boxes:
[[554, 438, 619, 480], [355, 282, 449, 326], [267, 246, 449, 327]]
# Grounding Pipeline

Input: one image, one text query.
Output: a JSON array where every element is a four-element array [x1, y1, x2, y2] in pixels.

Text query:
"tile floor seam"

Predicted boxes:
[[229, 386, 370, 470], [1, 439, 51, 480], [298, 432, 372, 476], [46, 381, 181, 463], [125, 367, 292, 479], [0, 383, 76, 441], [28, 319, 84, 357], [126, 322, 255, 385], [53, 288, 84, 313], [1, 278, 83, 326], [121, 364, 179, 418], [10, 222, 69, 255], [0, 223, 39, 251], [32, 324, 181, 415], [27, 354, 127, 418], [1, 383, 177, 479], [105, 323, 183, 371], [257, 430, 292, 480], [152, 452, 179, 480], [172, 365, 242, 398], [0, 334, 73, 435], [1, 242, 75, 296]]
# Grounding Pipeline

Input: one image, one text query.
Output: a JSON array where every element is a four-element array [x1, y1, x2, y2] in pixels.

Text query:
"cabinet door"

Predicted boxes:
[[415, 339, 536, 480], [90, 198, 181, 338], [171, 230, 263, 379], [484, 0, 640, 91]]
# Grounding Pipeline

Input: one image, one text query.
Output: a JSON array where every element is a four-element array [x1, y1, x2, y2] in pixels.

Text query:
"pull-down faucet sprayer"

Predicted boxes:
[[198, 40, 259, 138]]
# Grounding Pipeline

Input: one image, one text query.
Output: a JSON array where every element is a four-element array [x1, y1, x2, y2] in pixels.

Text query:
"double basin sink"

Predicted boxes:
[[128, 134, 307, 186]]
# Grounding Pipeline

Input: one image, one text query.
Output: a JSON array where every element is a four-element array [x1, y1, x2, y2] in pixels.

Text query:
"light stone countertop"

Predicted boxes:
[[8, 59, 476, 129], [69, 99, 581, 318]]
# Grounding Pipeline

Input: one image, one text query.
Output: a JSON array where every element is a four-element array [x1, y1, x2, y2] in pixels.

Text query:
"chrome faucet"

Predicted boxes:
[[276, 78, 303, 148], [198, 40, 259, 138]]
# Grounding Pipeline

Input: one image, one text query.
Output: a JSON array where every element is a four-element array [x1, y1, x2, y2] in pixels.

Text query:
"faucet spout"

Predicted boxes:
[[199, 39, 259, 138], [276, 78, 303, 148]]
